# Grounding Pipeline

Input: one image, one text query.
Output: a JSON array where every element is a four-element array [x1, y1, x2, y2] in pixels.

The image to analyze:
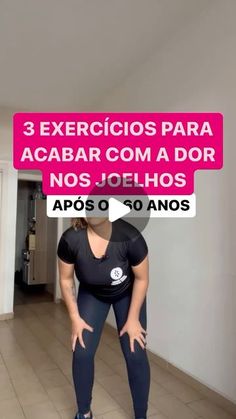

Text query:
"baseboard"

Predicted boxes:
[[0, 312, 14, 320], [104, 322, 236, 416]]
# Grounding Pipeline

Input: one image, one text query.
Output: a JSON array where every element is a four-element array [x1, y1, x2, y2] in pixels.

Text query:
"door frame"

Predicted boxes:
[[0, 165, 62, 318], [16, 171, 62, 303]]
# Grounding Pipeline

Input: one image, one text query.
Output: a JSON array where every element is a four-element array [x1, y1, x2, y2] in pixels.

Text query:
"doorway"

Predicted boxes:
[[14, 177, 58, 307]]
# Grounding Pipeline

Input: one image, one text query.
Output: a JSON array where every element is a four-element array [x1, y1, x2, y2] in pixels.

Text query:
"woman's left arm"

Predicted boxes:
[[119, 255, 149, 352]]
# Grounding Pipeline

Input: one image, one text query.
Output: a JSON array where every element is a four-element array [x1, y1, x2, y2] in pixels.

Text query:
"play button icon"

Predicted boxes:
[[85, 174, 150, 241], [108, 197, 131, 222]]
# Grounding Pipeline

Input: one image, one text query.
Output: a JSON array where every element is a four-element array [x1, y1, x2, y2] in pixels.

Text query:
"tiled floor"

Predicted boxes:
[[0, 301, 235, 419]]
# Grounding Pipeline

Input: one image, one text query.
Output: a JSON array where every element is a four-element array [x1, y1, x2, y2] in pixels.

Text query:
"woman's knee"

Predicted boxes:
[[73, 341, 96, 363], [122, 342, 148, 366]]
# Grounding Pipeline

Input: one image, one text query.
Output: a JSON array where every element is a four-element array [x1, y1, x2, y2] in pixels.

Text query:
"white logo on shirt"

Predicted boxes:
[[110, 267, 127, 286]]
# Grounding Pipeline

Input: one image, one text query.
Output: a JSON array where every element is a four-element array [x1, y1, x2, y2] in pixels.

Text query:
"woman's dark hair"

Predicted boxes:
[[71, 218, 88, 230]]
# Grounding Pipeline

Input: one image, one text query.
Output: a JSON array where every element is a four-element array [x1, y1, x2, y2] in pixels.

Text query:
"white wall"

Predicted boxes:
[[0, 161, 18, 315], [98, 0, 236, 403], [0, 115, 18, 315]]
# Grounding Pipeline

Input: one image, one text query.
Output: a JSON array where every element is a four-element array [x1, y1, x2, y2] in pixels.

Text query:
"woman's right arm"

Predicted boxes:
[[58, 258, 93, 350], [58, 258, 79, 320]]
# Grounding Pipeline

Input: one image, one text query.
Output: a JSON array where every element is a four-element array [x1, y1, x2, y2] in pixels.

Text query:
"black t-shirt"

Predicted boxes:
[[57, 219, 148, 302]]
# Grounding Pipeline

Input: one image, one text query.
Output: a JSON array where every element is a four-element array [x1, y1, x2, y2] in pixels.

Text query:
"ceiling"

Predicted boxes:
[[0, 0, 210, 111]]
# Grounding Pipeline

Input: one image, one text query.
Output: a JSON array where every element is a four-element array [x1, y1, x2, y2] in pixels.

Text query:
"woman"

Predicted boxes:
[[57, 217, 150, 419]]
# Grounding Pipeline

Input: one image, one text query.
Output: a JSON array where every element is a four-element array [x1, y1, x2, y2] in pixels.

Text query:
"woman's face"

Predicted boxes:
[[85, 217, 108, 227]]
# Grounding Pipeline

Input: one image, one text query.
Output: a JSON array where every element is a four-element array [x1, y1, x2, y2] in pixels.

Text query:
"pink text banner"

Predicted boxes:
[[13, 112, 223, 195]]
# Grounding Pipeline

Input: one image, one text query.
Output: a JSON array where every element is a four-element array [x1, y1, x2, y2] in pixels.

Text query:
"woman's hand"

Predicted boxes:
[[119, 319, 147, 352], [71, 315, 94, 351]]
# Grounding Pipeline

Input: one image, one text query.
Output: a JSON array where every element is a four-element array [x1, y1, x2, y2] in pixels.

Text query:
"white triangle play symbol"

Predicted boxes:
[[108, 197, 131, 222]]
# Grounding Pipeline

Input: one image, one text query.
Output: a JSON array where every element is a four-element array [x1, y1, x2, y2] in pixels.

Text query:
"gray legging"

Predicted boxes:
[[72, 284, 150, 418]]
